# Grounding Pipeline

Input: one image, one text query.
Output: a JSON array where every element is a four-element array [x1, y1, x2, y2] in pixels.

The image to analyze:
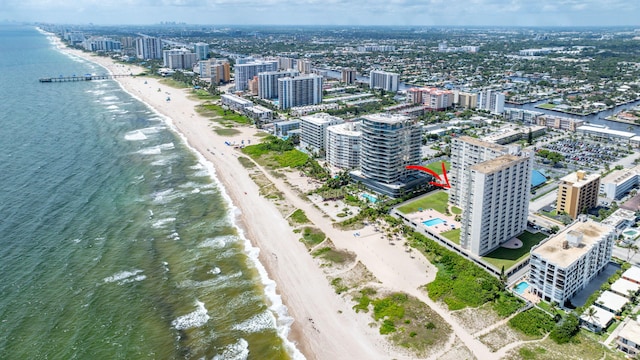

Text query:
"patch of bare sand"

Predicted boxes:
[[478, 324, 530, 352], [436, 337, 477, 360], [450, 303, 503, 334]]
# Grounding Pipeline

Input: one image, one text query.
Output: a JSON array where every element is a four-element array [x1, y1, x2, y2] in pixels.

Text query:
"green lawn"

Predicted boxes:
[[451, 206, 462, 215], [397, 191, 448, 214], [425, 161, 451, 175], [441, 228, 460, 244], [482, 231, 548, 270], [537, 103, 557, 109]]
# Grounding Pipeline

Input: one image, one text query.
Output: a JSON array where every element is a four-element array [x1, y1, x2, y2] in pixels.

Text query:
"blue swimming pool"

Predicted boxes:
[[514, 281, 530, 295], [361, 193, 378, 203], [423, 218, 446, 227]]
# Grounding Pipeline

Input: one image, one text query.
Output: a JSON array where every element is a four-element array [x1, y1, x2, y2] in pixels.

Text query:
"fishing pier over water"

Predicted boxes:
[[39, 74, 133, 83]]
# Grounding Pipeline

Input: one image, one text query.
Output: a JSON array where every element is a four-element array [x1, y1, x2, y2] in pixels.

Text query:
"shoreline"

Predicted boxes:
[[48, 38, 391, 359]]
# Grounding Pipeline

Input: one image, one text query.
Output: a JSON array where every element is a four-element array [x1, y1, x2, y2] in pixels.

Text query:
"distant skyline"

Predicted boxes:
[[3, 0, 640, 27]]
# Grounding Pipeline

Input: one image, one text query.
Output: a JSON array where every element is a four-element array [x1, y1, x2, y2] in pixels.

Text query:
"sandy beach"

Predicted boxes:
[[51, 40, 504, 359]]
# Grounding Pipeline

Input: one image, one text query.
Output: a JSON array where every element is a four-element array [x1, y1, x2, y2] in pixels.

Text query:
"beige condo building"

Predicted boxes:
[[556, 171, 601, 219]]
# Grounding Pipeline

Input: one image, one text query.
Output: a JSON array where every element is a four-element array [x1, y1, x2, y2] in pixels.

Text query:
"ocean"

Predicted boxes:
[[0, 25, 300, 360]]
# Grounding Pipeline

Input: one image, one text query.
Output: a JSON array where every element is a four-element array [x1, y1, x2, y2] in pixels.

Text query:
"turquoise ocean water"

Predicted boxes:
[[0, 25, 299, 360]]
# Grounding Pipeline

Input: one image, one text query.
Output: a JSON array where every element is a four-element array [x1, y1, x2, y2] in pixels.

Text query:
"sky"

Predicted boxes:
[[3, 0, 640, 27]]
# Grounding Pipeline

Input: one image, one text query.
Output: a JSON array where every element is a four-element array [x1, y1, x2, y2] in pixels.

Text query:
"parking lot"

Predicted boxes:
[[540, 138, 630, 170]]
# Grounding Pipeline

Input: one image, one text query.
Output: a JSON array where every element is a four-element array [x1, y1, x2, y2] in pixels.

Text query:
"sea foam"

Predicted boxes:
[[124, 130, 147, 141], [103, 269, 146, 285], [171, 300, 210, 330], [231, 311, 276, 334], [213, 339, 249, 360]]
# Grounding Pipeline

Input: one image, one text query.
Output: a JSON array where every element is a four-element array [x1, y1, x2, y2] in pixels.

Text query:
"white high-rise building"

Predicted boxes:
[[326, 122, 361, 169], [135, 36, 163, 60], [529, 219, 615, 304], [478, 89, 505, 114], [369, 70, 399, 92], [194, 42, 209, 60], [163, 48, 197, 69], [359, 114, 422, 184], [234, 60, 278, 91], [299, 113, 344, 155], [258, 70, 299, 100], [277, 74, 323, 110], [450, 136, 533, 255], [461, 154, 532, 255]]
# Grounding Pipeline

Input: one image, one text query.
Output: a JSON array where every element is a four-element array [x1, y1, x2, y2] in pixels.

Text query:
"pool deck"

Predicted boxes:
[[403, 207, 461, 235]]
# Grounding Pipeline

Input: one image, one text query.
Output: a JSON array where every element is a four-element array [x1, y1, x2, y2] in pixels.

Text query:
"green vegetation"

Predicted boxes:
[[549, 314, 580, 344], [451, 206, 462, 215], [397, 191, 448, 214], [191, 88, 218, 100], [198, 103, 252, 125], [440, 228, 461, 244], [537, 103, 557, 109], [237, 156, 256, 169], [311, 246, 354, 264], [159, 78, 190, 89], [213, 128, 241, 136], [508, 308, 556, 337], [493, 292, 524, 317], [536, 149, 564, 165], [424, 161, 451, 175], [300, 227, 325, 248], [274, 150, 308, 168], [482, 231, 548, 270], [330, 278, 348, 294], [289, 209, 310, 224], [352, 288, 377, 313]]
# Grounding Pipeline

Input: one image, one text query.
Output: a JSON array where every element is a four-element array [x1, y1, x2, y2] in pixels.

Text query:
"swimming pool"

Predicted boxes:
[[624, 229, 639, 237], [361, 193, 378, 203], [423, 218, 446, 227], [514, 281, 530, 295]]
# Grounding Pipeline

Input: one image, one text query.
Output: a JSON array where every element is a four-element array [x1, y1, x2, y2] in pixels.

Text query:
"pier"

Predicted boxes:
[[39, 74, 133, 83]]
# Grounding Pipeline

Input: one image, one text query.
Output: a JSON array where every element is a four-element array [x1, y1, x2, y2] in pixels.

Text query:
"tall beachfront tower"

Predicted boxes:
[[557, 170, 601, 219], [369, 70, 399, 92], [326, 121, 361, 169], [450, 136, 532, 255], [194, 42, 209, 60], [135, 36, 163, 60], [277, 74, 323, 110], [299, 113, 344, 155], [355, 114, 422, 193]]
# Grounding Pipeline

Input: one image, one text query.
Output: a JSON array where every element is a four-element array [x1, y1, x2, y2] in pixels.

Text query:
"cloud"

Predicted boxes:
[[3, 0, 639, 26]]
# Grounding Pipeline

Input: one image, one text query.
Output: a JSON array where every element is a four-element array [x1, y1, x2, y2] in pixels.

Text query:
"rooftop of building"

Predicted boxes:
[[559, 171, 600, 187], [362, 113, 411, 124], [470, 154, 526, 174], [580, 305, 615, 329], [618, 319, 640, 343], [299, 112, 343, 125], [531, 219, 614, 268], [601, 208, 636, 227], [577, 125, 636, 138], [622, 266, 640, 283], [602, 165, 640, 185], [327, 121, 361, 136], [597, 290, 629, 313], [611, 278, 640, 297], [454, 135, 507, 152]]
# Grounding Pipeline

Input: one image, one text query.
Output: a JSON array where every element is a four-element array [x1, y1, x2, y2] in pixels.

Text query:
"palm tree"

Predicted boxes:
[[584, 306, 600, 331]]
